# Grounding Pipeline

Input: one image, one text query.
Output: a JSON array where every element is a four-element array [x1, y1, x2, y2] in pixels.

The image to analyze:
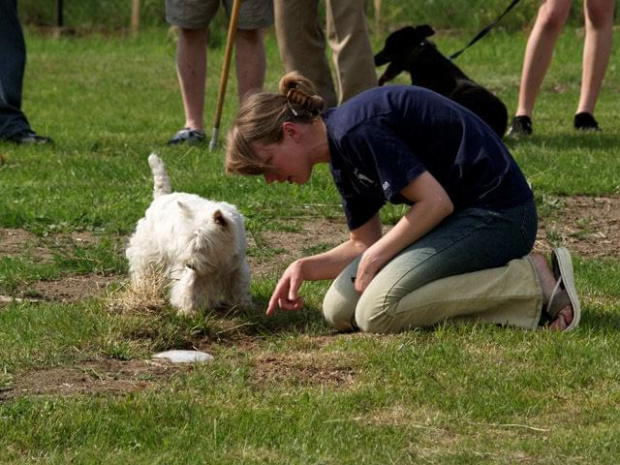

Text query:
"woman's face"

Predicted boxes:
[[252, 123, 315, 185]]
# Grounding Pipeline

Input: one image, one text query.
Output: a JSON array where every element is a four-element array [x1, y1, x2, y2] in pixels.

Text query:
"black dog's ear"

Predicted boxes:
[[416, 24, 435, 39]]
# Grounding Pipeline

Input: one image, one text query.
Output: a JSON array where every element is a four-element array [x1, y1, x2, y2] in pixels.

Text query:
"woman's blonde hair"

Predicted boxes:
[[225, 71, 325, 175]]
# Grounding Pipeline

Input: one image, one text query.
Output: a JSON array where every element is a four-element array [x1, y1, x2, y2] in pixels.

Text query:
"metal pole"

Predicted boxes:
[[209, 0, 242, 151]]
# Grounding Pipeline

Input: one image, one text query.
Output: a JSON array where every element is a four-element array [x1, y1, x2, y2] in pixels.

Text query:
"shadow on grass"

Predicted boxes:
[[579, 310, 620, 332], [504, 132, 618, 151], [211, 298, 332, 339]]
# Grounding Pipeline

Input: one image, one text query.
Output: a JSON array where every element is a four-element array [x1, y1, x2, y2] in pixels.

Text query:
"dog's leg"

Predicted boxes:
[[223, 262, 252, 308], [170, 268, 198, 316], [193, 275, 219, 310]]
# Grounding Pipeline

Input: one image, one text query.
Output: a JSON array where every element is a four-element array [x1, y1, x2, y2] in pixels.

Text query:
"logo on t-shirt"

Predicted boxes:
[[353, 168, 376, 188], [382, 181, 390, 192]]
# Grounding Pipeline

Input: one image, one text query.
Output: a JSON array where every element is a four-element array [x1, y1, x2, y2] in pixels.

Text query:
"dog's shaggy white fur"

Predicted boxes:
[[126, 154, 251, 315]]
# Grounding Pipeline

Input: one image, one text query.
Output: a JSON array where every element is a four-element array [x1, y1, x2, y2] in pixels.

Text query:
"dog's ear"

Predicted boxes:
[[177, 201, 194, 219], [417, 24, 435, 39], [213, 209, 227, 227]]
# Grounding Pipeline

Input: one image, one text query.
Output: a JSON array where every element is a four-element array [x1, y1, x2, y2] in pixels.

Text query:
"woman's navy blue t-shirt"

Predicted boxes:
[[322, 86, 533, 230]]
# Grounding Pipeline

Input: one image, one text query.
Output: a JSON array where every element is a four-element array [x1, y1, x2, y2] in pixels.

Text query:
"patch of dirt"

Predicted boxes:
[[247, 218, 349, 278], [250, 351, 357, 388], [0, 229, 52, 259], [0, 229, 119, 305], [0, 229, 99, 258], [0, 358, 187, 401], [30, 275, 119, 302], [535, 196, 620, 258]]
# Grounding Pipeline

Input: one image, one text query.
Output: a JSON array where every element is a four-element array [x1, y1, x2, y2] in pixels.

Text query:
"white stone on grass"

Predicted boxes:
[[153, 350, 214, 363]]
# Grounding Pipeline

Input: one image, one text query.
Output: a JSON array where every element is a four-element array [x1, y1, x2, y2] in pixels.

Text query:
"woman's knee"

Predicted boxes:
[[537, 1, 571, 31], [322, 285, 357, 332], [354, 296, 399, 334], [585, 0, 615, 28]]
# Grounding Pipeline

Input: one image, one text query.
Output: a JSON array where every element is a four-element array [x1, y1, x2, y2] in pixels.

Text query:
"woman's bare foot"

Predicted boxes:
[[548, 307, 573, 331], [529, 253, 574, 330]]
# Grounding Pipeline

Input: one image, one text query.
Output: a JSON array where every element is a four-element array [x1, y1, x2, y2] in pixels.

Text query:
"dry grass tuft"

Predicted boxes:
[[107, 273, 169, 315]]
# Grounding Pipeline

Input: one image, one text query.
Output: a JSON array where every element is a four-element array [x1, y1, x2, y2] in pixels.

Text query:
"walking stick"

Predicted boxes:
[[209, 0, 242, 151]]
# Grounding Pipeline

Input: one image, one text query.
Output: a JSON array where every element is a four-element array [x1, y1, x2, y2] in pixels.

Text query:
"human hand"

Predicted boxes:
[[266, 260, 305, 316], [354, 250, 383, 293]]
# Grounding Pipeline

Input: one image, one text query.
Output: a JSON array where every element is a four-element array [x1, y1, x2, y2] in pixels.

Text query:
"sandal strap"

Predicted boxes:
[[545, 276, 572, 318]]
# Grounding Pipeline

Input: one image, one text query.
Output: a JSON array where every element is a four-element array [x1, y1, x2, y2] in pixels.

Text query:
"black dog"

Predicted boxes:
[[374, 25, 508, 138]]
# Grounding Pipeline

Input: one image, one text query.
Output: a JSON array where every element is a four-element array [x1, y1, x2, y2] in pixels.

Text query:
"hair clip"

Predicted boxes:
[[287, 99, 299, 117]]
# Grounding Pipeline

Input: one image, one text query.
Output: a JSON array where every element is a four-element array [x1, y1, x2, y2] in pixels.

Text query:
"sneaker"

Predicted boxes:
[[6, 129, 53, 145], [574, 112, 601, 131], [167, 127, 206, 145], [506, 115, 533, 137]]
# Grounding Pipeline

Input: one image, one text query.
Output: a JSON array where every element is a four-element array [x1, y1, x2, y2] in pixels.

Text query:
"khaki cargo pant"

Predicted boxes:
[[274, 0, 377, 107]]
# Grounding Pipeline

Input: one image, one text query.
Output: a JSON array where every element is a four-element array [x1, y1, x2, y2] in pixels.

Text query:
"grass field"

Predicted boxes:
[[1, 26, 620, 464]]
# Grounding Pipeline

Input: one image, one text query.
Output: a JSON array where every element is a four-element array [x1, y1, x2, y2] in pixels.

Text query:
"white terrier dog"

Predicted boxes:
[[126, 154, 251, 315]]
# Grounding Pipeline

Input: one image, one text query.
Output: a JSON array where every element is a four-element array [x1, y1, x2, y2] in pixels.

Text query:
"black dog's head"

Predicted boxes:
[[374, 25, 435, 86]]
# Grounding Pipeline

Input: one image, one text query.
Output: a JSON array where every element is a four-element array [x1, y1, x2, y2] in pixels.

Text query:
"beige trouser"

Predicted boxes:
[[323, 258, 544, 333], [274, 0, 377, 107]]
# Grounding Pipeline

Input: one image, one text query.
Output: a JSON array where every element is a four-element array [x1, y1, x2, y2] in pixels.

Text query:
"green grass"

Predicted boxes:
[[1, 27, 620, 464]]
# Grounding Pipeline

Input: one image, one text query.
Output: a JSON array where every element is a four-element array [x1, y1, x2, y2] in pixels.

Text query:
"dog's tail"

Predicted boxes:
[[148, 153, 171, 198]]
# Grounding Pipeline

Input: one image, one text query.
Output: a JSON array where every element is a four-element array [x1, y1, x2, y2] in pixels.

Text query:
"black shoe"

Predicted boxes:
[[574, 112, 601, 131], [7, 129, 53, 145], [167, 127, 206, 145], [506, 116, 533, 137]]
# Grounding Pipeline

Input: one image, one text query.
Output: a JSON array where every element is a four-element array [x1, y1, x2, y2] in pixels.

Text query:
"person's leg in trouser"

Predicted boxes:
[[325, 0, 377, 104], [274, 0, 338, 107], [0, 0, 31, 139], [323, 202, 540, 333], [324, 257, 543, 333]]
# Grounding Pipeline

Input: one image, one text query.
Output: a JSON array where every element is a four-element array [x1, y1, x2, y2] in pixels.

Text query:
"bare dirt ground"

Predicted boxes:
[[0, 359, 187, 401], [0, 195, 618, 398]]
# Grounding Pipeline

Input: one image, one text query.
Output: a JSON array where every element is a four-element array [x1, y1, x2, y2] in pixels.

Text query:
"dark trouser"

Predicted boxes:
[[0, 0, 31, 139]]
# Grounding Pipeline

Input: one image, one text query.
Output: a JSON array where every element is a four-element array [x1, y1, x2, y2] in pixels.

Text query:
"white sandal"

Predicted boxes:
[[547, 247, 581, 331]]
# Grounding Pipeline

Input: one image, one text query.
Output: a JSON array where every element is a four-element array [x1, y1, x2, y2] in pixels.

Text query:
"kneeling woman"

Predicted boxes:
[[225, 72, 580, 332]]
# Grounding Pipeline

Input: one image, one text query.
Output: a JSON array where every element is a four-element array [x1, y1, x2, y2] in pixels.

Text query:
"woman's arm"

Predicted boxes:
[[266, 214, 383, 315], [354, 171, 454, 292]]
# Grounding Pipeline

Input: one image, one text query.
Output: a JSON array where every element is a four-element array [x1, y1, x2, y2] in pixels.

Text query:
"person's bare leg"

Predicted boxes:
[[576, 0, 614, 115], [235, 28, 266, 102], [529, 253, 573, 330], [176, 27, 207, 130], [515, 0, 571, 117]]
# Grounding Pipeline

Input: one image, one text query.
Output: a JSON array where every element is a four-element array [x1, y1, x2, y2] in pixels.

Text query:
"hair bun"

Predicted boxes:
[[279, 71, 324, 117]]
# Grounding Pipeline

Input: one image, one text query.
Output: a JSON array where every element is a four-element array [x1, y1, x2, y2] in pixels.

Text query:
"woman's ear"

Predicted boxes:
[[282, 121, 299, 141]]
